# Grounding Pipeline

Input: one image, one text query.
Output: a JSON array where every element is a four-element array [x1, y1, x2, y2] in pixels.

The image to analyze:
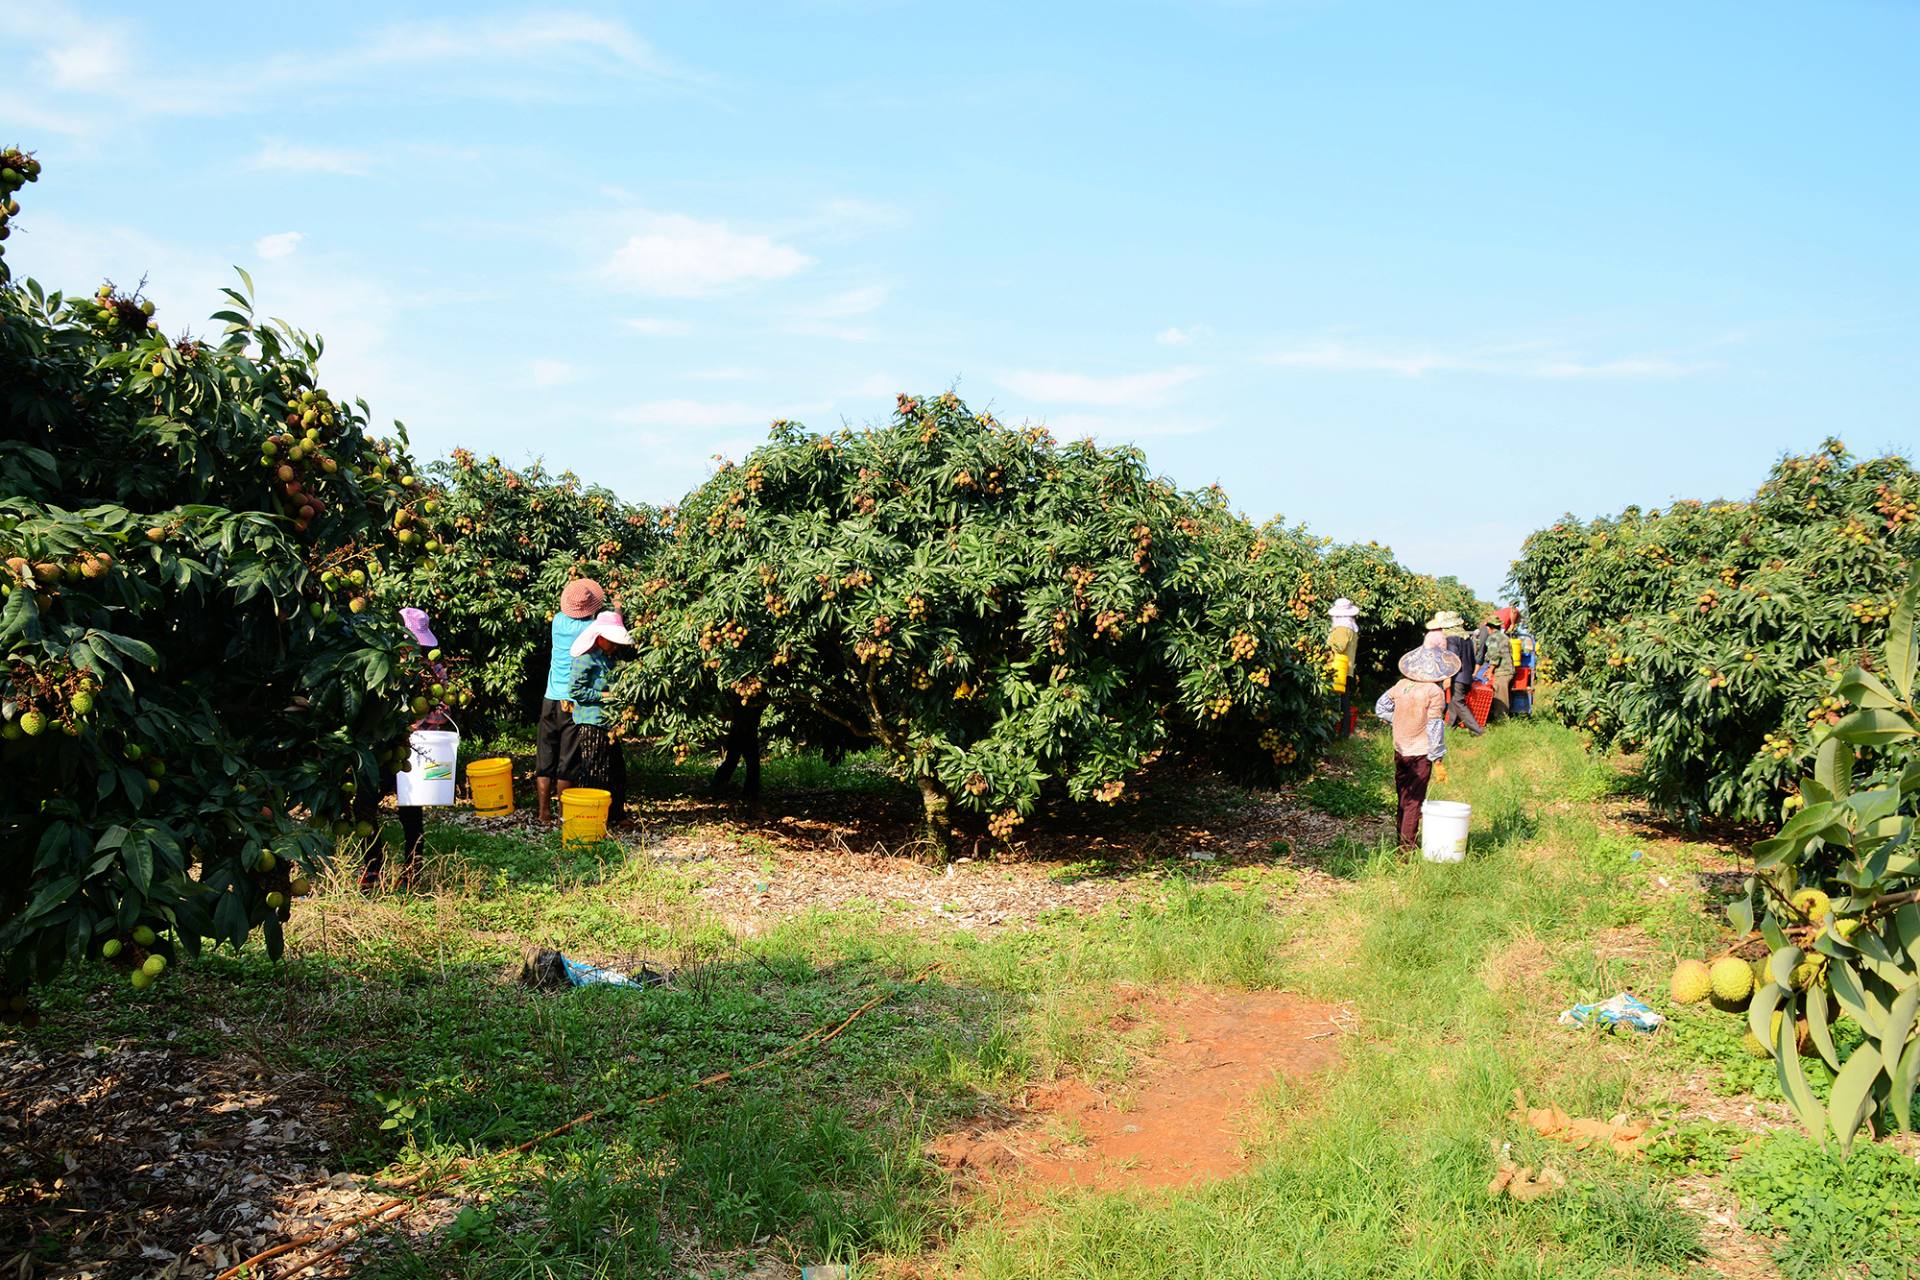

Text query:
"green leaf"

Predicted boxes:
[[1814, 737, 1853, 802], [22, 875, 79, 923], [1830, 958, 1888, 1037], [1748, 980, 1784, 1054], [234, 265, 255, 299], [1828, 1046, 1883, 1153], [1807, 985, 1841, 1071], [262, 913, 284, 962], [1728, 890, 1756, 937], [100, 631, 160, 667], [1892, 1037, 1920, 1132], [1835, 666, 1907, 712], [1830, 707, 1917, 748], [1768, 945, 1802, 987], [213, 889, 249, 951], [1775, 1001, 1830, 1144], [122, 834, 153, 897], [1883, 985, 1920, 1078], [1887, 571, 1920, 702]]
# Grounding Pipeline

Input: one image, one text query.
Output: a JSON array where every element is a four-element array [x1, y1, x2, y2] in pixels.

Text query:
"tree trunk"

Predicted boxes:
[[916, 773, 954, 862]]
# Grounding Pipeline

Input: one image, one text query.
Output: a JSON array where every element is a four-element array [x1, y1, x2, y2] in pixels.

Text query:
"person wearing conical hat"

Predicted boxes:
[[1327, 598, 1362, 738], [1375, 645, 1462, 849]]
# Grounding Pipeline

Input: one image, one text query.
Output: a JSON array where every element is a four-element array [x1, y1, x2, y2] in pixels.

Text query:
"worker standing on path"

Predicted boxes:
[[1327, 598, 1362, 738], [566, 609, 635, 826], [535, 578, 603, 823], [1430, 610, 1485, 736], [1480, 613, 1516, 724], [1375, 646, 1460, 849]]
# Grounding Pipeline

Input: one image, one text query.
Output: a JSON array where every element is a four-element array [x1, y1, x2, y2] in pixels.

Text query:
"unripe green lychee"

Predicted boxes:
[[1670, 959, 1712, 1005], [1709, 957, 1754, 1008], [132, 925, 156, 946], [1790, 887, 1832, 923]]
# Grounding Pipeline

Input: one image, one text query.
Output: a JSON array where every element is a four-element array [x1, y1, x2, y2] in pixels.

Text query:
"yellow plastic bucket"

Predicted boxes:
[[1332, 652, 1351, 693], [1510, 638, 1524, 665], [561, 788, 612, 846], [468, 757, 514, 817]]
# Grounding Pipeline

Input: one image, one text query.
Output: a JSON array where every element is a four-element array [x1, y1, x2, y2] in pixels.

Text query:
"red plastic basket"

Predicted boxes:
[[1465, 682, 1495, 724]]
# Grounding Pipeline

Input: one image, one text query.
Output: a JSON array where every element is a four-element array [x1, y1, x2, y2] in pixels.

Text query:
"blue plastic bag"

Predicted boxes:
[[1558, 992, 1665, 1033]]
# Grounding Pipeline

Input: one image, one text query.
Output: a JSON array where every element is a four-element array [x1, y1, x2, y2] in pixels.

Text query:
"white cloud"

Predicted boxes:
[[253, 231, 304, 261], [806, 283, 890, 320], [773, 283, 892, 342], [996, 366, 1206, 407], [1261, 338, 1704, 379], [622, 317, 693, 336], [614, 399, 833, 431], [605, 214, 813, 297], [845, 373, 900, 399], [0, 6, 694, 127], [345, 12, 683, 80], [529, 359, 579, 387], [808, 197, 911, 239], [1040, 412, 1216, 441], [689, 366, 758, 381], [250, 141, 372, 176], [41, 30, 132, 90], [1529, 356, 1698, 379], [14, 213, 430, 429], [1155, 325, 1211, 347]]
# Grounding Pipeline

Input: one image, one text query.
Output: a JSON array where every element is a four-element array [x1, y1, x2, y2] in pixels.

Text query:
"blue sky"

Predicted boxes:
[[5, 2, 1915, 596]]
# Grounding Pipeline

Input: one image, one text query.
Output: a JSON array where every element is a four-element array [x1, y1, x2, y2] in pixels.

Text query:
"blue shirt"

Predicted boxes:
[[544, 613, 593, 702]]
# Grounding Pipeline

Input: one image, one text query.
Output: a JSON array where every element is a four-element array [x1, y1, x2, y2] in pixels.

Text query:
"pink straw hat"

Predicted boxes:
[[560, 578, 605, 620]]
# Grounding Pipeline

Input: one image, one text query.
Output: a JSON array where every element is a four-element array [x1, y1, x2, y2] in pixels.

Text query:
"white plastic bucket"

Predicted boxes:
[[396, 729, 459, 807], [1420, 800, 1471, 863]]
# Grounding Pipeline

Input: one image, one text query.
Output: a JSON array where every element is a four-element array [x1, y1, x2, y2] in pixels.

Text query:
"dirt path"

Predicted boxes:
[[929, 988, 1347, 1197]]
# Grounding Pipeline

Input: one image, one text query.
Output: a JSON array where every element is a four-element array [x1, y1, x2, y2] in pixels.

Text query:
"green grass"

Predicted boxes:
[[951, 720, 1708, 1279], [1729, 1132, 1920, 1280], [22, 717, 1907, 1277]]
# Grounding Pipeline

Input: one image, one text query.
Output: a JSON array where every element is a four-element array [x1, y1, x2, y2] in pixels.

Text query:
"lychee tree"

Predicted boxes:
[[380, 451, 660, 728], [616, 393, 1334, 855], [0, 150, 455, 1010], [1725, 568, 1920, 1153], [1509, 441, 1919, 822]]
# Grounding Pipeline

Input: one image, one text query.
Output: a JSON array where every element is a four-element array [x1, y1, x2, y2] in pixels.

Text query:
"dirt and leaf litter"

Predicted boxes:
[[0, 1038, 465, 1279], [928, 987, 1350, 1195], [448, 768, 1356, 936]]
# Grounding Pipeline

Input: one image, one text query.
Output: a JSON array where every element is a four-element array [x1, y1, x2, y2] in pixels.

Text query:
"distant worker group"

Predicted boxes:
[[1327, 598, 1538, 850]]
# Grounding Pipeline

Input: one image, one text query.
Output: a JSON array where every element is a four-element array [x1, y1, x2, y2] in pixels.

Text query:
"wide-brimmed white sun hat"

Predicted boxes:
[[569, 610, 634, 656]]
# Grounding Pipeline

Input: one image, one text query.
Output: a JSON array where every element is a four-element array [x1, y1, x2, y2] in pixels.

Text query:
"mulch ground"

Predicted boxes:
[[444, 759, 1382, 935], [0, 1040, 464, 1279]]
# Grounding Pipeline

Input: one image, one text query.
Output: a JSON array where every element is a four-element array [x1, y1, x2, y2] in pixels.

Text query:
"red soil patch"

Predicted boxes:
[[930, 988, 1344, 1195]]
